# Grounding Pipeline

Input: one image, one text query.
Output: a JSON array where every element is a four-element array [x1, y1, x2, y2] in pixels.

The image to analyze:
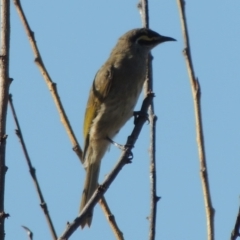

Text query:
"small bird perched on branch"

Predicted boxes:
[[80, 28, 175, 228]]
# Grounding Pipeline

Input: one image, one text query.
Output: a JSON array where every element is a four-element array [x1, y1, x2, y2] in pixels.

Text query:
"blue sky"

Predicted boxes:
[[5, 1, 240, 239]]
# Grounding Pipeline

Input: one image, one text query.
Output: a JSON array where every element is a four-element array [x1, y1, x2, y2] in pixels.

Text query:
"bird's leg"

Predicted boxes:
[[106, 136, 125, 150], [106, 136, 133, 161], [133, 111, 149, 125]]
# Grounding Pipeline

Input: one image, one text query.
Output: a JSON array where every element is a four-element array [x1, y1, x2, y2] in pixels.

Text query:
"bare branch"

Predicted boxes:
[[137, 1, 149, 29], [12, 0, 83, 162], [8, 94, 57, 240], [98, 198, 124, 240], [58, 93, 154, 240], [138, 1, 159, 240], [0, 0, 11, 238], [176, 1, 215, 239]]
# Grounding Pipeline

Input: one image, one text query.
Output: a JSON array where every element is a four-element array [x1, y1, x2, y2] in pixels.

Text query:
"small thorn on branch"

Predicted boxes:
[[137, 2, 142, 9], [15, 129, 20, 137], [72, 145, 78, 151], [1, 134, 8, 144], [0, 212, 10, 220], [155, 196, 161, 202], [34, 57, 40, 63], [9, 78, 14, 84]]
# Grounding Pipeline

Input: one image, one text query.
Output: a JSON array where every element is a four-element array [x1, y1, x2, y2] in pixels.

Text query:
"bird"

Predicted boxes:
[[80, 28, 175, 228]]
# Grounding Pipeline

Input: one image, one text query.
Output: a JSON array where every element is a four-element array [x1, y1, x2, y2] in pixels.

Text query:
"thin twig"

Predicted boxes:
[[8, 94, 57, 240], [0, 0, 11, 239], [138, 1, 159, 240], [230, 202, 240, 240], [176, 1, 215, 240], [137, 1, 149, 29], [58, 93, 154, 240], [12, 0, 123, 238], [98, 197, 124, 240]]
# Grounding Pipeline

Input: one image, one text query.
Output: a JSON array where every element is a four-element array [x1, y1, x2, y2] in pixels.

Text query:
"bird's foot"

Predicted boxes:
[[106, 136, 134, 160], [106, 136, 134, 163], [133, 111, 149, 125]]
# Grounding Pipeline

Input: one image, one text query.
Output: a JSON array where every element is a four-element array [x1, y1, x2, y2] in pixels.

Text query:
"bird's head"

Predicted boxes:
[[118, 28, 176, 54]]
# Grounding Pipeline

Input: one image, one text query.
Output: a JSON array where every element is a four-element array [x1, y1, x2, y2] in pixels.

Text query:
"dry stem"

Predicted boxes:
[[98, 197, 124, 240], [13, 0, 83, 162], [0, 0, 11, 239], [176, 1, 214, 239], [138, 1, 159, 240], [8, 95, 57, 240]]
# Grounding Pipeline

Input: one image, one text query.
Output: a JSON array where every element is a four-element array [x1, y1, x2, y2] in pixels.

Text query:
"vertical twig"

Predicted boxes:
[[12, 0, 124, 238], [137, 1, 149, 29], [176, 1, 215, 240], [0, 0, 11, 239], [138, 1, 159, 240], [8, 95, 57, 240]]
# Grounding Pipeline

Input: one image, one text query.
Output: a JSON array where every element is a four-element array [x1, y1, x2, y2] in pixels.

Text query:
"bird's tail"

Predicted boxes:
[[79, 160, 100, 228]]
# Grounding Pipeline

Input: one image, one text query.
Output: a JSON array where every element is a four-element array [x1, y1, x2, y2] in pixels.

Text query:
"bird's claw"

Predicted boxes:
[[106, 137, 134, 162], [126, 149, 133, 163]]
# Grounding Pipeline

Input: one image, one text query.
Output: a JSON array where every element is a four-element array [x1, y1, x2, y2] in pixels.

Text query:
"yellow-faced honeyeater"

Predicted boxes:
[[80, 28, 175, 227]]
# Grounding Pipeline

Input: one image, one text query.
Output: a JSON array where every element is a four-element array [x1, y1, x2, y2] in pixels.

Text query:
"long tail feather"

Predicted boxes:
[[80, 161, 100, 228]]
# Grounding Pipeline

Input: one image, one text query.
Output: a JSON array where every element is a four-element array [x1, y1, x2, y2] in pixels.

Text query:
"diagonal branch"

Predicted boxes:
[[176, 1, 215, 240], [98, 197, 124, 240], [8, 94, 57, 240], [12, 0, 123, 238], [0, 0, 11, 239], [58, 92, 154, 240], [138, 1, 159, 240], [230, 202, 240, 240], [13, 0, 83, 162]]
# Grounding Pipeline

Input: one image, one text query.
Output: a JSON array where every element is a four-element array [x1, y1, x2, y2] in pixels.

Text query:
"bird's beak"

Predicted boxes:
[[157, 35, 176, 44]]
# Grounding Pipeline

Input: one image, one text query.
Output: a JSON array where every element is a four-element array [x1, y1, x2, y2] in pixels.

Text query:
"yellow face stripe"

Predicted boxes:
[[137, 35, 159, 42]]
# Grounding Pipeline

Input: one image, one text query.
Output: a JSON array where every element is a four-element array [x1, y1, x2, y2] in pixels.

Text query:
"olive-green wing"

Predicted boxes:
[[83, 65, 113, 159]]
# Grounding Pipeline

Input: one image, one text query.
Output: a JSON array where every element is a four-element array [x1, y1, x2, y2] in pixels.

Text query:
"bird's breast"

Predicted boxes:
[[89, 52, 148, 141]]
